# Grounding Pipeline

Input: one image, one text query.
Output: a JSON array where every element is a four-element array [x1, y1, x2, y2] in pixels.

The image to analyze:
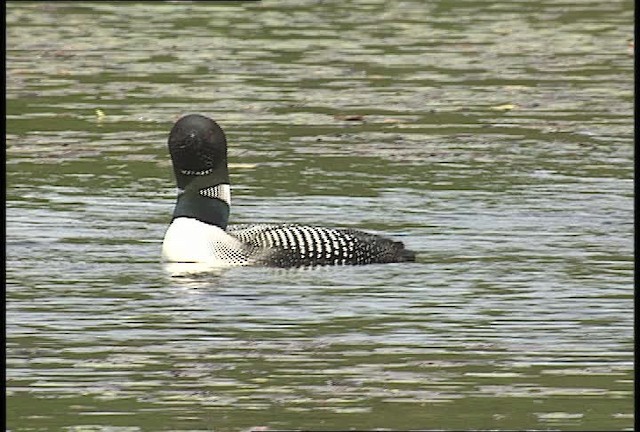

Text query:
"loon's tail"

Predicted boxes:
[[396, 244, 417, 262], [389, 239, 416, 263]]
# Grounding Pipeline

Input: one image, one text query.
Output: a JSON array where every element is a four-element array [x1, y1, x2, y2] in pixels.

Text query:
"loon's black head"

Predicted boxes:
[[167, 114, 231, 228], [168, 114, 228, 189]]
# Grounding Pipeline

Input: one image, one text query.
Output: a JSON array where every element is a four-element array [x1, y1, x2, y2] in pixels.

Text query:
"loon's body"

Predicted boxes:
[[161, 114, 415, 268]]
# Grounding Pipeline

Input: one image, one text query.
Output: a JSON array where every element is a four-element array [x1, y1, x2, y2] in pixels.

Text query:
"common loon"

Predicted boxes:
[[161, 114, 415, 268]]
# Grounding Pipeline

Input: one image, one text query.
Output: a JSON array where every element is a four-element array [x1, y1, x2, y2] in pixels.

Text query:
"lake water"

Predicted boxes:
[[5, 1, 634, 430]]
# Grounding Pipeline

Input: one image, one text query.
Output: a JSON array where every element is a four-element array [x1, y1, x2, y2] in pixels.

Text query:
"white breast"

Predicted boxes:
[[162, 217, 251, 266]]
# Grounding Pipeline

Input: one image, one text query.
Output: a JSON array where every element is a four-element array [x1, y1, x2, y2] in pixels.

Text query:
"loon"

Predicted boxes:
[[161, 114, 415, 268]]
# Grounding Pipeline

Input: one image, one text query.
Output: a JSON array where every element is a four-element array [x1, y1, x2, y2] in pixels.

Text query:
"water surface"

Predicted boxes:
[[6, 1, 634, 430]]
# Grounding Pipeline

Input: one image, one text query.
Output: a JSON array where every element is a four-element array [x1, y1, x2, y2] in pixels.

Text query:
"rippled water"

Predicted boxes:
[[6, 1, 634, 431]]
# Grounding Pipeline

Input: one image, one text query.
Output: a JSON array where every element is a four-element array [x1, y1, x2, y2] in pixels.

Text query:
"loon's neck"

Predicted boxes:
[[172, 170, 231, 229]]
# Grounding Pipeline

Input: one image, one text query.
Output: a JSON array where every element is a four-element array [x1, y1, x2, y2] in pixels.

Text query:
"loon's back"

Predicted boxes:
[[228, 223, 415, 267]]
